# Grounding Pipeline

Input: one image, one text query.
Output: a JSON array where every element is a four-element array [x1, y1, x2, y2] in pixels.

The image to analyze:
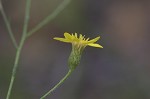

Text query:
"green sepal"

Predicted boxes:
[[68, 45, 83, 71]]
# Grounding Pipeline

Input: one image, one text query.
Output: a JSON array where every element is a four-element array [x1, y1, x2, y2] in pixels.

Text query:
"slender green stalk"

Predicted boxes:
[[6, 0, 31, 99], [6, 45, 23, 99], [40, 69, 73, 99], [0, 1, 18, 49], [26, 0, 71, 38]]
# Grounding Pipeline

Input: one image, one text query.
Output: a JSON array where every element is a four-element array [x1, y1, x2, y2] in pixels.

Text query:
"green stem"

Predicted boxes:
[[40, 69, 73, 99], [26, 0, 71, 38], [6, 0, 31, 99], [0, 1, 18, 49], [6, 45, 22, 99]]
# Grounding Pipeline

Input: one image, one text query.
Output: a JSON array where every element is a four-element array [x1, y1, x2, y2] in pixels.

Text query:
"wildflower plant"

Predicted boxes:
[[40, 32, 103, 99], [0, 0, 103, 99]]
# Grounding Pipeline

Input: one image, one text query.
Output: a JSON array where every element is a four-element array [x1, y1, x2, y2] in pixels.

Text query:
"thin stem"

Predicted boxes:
[[6, 46, 22, 99], [6, 0, 31, 99], [40, 69, 73, 99], [26, 0, 71, 38], [0, 1, 18, 49]]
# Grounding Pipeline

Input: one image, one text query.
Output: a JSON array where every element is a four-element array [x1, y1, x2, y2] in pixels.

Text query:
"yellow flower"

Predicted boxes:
[[54, 32, 103, 49], [54, 32, 103, 70]]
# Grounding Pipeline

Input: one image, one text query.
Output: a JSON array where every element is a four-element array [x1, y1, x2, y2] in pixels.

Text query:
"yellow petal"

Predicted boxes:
[[73, 33, 79, 41], [88, 43, 103, 48], [88, 36, 100, 43], [75, 33, 77, 38], [64, 32, 72, 40], [79, 34, 83, 40], [54, 37, 71, 43], [86, 38, 90, 41]]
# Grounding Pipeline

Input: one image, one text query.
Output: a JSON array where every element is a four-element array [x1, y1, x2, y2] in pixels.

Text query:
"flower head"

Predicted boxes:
[[54, 32, 103, 49], [54, 32, 103, 70]]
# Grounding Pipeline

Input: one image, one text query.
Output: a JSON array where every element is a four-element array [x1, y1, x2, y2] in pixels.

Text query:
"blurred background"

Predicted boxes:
[[0, 0, 150, 99]]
